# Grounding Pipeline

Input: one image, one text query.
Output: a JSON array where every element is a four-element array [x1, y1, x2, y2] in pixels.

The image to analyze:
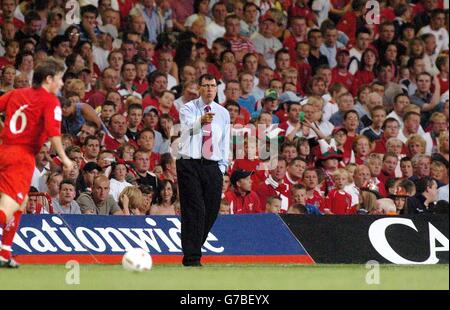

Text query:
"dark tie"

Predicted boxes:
[[202, 105, 213, 159]]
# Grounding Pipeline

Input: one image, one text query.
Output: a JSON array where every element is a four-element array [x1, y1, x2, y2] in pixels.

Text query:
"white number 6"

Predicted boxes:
[[9, 105, 28, 134]]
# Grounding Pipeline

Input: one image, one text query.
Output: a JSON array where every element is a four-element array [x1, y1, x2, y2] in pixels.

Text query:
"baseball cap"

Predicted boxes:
[[259, 12, 275, 24], [98, 24, 118, 40], [83, 162, 102, 173], [143, 106, 159, 115], [278, 91, 302, 104], [332, 126, 348, 136], [230, 170, 253, 186], [263, 88, 278, 101]]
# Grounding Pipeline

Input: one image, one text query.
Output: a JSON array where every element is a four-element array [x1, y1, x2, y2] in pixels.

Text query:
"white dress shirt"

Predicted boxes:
[[178, 97, 231, 173]]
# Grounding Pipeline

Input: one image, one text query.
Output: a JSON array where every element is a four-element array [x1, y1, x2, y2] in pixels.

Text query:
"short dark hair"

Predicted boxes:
[[160, 153, 174, 170], [281, 141, 296, 152], [356, 26, 371, 37], [224, 100, 240, 113], [127, 103, 143, 113], [15, 50, 34, 69], [275, 48, 290, 61], [394, 93, 409, 103], [287, 102, 301, 112], [244, 2, 259, 12], [415, 176, 436, 195], [83, 135, 100, 147], [80, 4, 98, 17], [382, 117, 400, 130], [59, 180, 76, 190], [148, 70, 167, 85], [431, 8, 445, 19], [307, 28, 322, 41], [344, 109, 359, 120], [212, 37, 231, 50], [198, 73, 216, 86], [51, 35, 69, 50], [32, 59, 65, 87], [436, 55, 448, 71], [137, 127, 155, 140], [24, 10, 41, 23]]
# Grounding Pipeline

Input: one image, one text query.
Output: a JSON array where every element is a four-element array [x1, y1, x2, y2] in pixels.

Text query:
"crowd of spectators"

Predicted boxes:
[[0, 0, 448, 216]]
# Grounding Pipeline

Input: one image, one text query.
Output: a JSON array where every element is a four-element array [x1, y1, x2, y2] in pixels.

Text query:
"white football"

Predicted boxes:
[[122, 248, 153, 272]]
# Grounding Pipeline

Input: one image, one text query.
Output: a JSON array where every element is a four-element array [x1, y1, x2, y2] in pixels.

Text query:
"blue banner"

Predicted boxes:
[[3, 214, 313, 264]]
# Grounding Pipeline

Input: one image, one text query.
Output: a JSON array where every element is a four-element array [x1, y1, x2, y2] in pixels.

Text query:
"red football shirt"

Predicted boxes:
[[0, 87, 61, 154]]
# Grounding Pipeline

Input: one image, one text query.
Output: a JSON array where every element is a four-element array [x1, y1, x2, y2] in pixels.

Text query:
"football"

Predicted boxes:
[[122, 248, 153, 272]]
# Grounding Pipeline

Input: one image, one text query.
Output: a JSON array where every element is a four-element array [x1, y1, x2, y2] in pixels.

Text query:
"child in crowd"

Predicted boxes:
[[325, 169, 356, 215]]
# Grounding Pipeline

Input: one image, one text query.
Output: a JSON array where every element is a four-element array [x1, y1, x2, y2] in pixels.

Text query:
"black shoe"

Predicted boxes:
[[182, 261, 203, 267], [0, 256, 20, 268]]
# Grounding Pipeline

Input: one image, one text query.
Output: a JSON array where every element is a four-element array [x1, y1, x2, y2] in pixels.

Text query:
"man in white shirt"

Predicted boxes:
[[250, 12, 282, 70], [319, 22, 344, 68], [177, 74, 230, 267], [348, 27, 371, 74], [418, 8, 449, 54], [205, 2, 227, 49]]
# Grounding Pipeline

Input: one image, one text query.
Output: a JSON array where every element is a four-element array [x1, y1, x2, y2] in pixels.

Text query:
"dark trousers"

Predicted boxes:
[[176, 158, 223, 265]]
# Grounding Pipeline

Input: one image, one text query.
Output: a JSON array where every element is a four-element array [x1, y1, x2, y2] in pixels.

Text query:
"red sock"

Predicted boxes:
[[0, 211, 22, 260], [0, 210, 6, 227]]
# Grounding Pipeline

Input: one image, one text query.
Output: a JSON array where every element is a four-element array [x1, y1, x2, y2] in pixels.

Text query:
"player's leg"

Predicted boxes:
[[0, 195, 26, 261], [0, 192, 21, 227], [0, 193, 22, 268]]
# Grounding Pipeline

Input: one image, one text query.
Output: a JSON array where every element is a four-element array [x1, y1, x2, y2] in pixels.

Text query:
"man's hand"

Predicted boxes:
[[201, 112, 215, 125], [61, 157, 74, 173]]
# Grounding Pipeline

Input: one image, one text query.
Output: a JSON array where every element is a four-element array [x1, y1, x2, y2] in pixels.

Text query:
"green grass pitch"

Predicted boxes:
[[0, 264, 448, 290]]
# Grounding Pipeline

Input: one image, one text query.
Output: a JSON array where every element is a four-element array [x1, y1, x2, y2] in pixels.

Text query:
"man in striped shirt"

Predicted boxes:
[[223, 14, 256, 64]]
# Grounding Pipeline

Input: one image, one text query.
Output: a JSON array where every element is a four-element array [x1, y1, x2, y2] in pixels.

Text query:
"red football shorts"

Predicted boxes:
[[0, 145, 36, 205]]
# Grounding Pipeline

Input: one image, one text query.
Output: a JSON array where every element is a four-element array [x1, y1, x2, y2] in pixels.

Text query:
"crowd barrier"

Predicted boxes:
[[3, 214, 447, 265], [281, 214, 449, 264], [7, 214, 313, 264]]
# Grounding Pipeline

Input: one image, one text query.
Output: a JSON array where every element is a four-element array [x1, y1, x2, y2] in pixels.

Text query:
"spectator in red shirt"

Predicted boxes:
[[88, 68, 119, 109], [225, 170, 263, 214], [378, 152, 399, 185], [303, 168, 326, 211], [336, 0, 369, 43], [288, 0, 317, 27], [436, 55, 449, 95], [265, 196, 282, 213], [103, 114, 134, 151], [331, 48, 353, 91], [285, 157, 306, 186], [284, 16, 308, 61], [256, 156, 290, 213], [374, 118, 401, 155], [351, 48, 377, 96], [134, 61, 149, 94], [295, 42, 312, 93], [0, 65, 15, 94], [136, 128, 160, 172], [325, 168, 355, 215], [155, 90, 179, 124], [0, 40, 18, 70], [0, 0, 24, 29], [142, 71, 169, 109]]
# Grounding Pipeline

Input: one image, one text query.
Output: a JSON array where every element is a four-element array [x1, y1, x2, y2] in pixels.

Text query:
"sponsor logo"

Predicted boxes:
[[12, 216, 224, 255], [54, 106, 62, 122], [368, 218, 449, 264]]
